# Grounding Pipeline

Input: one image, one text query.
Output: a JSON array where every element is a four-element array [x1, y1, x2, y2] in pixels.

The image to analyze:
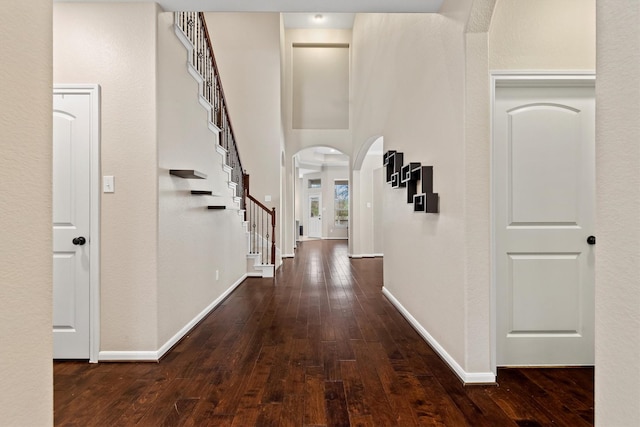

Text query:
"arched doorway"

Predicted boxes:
[[292, 146, 350, 246]]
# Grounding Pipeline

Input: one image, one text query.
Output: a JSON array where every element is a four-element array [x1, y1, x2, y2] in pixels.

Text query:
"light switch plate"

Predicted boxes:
[[103, 176, 115, 193], [265, 195, 272, 202]]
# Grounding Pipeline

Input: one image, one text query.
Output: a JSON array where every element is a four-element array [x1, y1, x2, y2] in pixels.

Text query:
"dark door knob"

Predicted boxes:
[[587, 235, 596, 245], [72, 236, 86, 246]]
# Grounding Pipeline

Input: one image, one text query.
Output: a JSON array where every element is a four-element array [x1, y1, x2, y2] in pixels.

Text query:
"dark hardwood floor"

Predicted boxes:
[[54, 240, 594, 426]]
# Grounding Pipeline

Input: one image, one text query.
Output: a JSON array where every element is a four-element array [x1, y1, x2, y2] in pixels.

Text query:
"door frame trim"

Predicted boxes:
[[54, 84, 101, 363], [489, 71, 595, 374]]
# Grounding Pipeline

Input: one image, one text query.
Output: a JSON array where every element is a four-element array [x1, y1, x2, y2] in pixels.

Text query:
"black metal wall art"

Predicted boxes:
[[384, 150, 439, 214]]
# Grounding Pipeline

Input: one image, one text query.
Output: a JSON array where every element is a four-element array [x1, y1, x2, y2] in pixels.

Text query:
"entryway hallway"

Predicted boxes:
[[54, 240, 593, 426]]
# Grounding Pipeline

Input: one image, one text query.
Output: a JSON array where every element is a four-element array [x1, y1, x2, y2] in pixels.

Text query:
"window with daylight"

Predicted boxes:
[[334, 180, 349, 227]]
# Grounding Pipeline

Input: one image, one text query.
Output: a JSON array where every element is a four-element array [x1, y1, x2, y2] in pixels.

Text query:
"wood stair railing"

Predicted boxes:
[[175, 11, 244, 208], [243, 174, 276, 266], [175, 12, 276, 267]]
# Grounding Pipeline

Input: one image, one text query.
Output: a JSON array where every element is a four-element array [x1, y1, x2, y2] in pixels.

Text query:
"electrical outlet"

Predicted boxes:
[[216, 270, 219, 281]]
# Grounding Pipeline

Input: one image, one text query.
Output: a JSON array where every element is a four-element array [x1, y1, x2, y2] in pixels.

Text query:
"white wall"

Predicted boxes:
[[489, 0, 595, 70], [156, 12, 248, 347], [292, 45, 350, 129], [203, 13, 283, 257], [0, 1, 53, 424], [487, 0, 596, 76], [353, 152, 383, 256], [350, 0, 595, 381], [352, 12, 470, 373], [596, 3, 640, 425], [54, 3, 160, 352], [372, 167, 384, 254], [283, 29, 353, 155]]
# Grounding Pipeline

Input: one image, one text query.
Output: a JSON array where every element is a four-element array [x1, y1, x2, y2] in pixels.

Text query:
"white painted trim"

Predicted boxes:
[[352, 135, 383, 170], [54, 84, 101, 363], [351, 253, 383, 258], [99, 273, 248, 362], [490, 69, 596, 78], [489, 71, 596, 375], [382, 287, 495, 384], [97, 351, 159, 362], [323, 237, 349, 240], [281, 253, 295, 258]]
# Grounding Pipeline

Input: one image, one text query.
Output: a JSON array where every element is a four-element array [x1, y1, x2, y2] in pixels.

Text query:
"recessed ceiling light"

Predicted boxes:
[[314, 14, 324, 22]]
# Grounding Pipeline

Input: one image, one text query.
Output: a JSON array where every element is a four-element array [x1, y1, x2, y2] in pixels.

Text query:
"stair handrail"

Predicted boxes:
[[244, 174, 276, 266]]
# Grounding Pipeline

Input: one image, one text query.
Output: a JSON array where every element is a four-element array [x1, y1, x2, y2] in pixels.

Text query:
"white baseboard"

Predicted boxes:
[[382, 287, 495, 384], [323, 237, 348, 240], [97, 350, 159, 362], [99, 274, 248, 362], [281, 254, 295, 258], [350, 253, 384, 258]]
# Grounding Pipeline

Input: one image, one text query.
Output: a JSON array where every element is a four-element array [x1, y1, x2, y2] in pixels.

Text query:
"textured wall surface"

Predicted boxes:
[[353, 151, 383, 256], [156, 11, 248, 346], [0, 1, 53, 425], [54, 3, 160, 351], [204, 13, 283, 258], [489, 0, 595, 69], [595, 3, 640, 425], [349, 0, 596, 378], [352, 12, 469, 369]]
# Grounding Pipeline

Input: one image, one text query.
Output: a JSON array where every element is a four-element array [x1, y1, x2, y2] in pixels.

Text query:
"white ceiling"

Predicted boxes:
[[296, 146, 349, 164], [283, 13, 355, 29], [295, 146, 349, 177], [55, 0, 444, 13]]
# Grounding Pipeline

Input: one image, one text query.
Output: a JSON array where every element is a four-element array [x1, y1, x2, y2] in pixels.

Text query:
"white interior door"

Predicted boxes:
[[53, 91, 92, 359], [308, 195, 322, 238], [494, 77, 595, 366]]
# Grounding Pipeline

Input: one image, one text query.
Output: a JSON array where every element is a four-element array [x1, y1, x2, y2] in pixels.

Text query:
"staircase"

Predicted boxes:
[[174, 11, 276, 278]]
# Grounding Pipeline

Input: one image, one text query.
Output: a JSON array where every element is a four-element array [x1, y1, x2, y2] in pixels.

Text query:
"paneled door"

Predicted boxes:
[[53, 90, 92, 359], [494, 77, 595, 366], [308, 195, 322, 238]]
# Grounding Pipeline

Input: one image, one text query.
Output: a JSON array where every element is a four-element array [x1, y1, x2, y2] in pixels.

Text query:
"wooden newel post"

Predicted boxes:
[[271, 207, 276, 265], [243, 173, 249, 196], [242, 173, 249, 220]]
